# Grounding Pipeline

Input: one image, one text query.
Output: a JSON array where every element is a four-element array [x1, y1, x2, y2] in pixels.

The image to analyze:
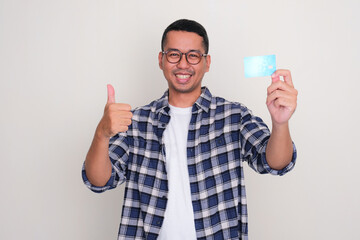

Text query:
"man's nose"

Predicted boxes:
[[177, 54, 190, 68]]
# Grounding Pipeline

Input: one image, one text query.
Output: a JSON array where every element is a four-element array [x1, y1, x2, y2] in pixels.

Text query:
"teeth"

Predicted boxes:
[[176, 74, 190, 79]]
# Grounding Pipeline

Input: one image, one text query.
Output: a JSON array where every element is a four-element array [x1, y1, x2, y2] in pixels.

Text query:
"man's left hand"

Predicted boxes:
[[266, 69, 298, 125]]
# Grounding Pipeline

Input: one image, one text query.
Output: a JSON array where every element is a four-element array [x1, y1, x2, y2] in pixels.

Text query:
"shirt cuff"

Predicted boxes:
[[261, 142, 297, 176], [81, 162, 116, 193]]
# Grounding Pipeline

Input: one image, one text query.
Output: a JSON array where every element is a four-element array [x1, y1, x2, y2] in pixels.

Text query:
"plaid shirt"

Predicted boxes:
[[82, 87, 297, 240]]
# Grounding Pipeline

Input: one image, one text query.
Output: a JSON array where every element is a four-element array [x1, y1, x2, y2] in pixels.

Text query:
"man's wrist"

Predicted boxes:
[[271, 121, 289, 131], [94, 125, 111, 143]]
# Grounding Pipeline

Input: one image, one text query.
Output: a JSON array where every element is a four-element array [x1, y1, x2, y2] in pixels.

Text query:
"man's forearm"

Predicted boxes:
[[84, 129, 112, 187], [265, 122, 293, 170]]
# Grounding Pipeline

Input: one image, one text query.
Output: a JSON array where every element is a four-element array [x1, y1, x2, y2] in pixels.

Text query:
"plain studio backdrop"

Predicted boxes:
[[1, 0, 359, 239]]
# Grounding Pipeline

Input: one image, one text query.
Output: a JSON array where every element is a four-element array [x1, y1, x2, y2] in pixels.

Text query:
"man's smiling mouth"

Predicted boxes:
[[176, 74, 191, 79]]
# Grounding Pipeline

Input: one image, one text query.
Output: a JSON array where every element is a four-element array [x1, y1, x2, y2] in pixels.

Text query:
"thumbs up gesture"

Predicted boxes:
[[96, 84, 133, 139]]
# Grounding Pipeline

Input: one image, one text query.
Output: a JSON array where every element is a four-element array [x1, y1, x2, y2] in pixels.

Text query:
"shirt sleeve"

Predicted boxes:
[[239, 106, 297, 176], [82, 133, 130, 193]]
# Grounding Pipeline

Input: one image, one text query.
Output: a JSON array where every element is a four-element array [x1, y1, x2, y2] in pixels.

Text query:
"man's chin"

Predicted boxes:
[[170, 85, 198, 94], [167, 79, 202, 95]]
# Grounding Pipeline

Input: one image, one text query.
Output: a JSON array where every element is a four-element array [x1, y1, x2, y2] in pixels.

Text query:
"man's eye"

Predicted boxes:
[[188, 54, 200, 59], [168, 52, 180, 58], [188, 53, 200, 59]]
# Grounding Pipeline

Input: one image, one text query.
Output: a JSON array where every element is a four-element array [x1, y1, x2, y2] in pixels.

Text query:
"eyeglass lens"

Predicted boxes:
[[165, 50, 202, 65]]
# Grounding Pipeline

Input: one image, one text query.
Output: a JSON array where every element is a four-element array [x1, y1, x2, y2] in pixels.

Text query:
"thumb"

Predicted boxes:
[[271, 72, 280, 83], [107, 84, 115, 104]]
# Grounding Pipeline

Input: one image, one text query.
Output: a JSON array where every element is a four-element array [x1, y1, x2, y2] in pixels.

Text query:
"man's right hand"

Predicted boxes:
[[96, 84, 133, 139]]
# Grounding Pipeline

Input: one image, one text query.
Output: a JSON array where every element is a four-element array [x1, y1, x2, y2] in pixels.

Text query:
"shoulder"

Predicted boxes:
[[126, 95, 169, 136], [210, 94, 251, 114], [131, 96, 166, 120]]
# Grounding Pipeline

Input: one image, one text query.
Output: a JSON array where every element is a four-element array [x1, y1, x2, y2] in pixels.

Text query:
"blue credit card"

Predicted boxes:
[[244, 55, 276, 78]]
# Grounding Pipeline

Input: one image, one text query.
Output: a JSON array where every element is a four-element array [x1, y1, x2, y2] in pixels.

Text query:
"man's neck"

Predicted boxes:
[[168, 88, 201, 108]]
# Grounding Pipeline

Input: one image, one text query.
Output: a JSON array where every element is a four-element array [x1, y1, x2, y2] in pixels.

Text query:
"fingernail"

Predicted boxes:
[[271, 73, 275, 78]]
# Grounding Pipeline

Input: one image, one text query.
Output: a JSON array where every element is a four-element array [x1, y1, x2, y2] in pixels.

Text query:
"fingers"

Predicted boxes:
[[107, 84, 115, 104], [267, 80, 298, 97], [271, 69, 294, 87], [267, 84, 297, 106], [267, 69, 297, 111], [107, 103, 132, 112], [100, 107, 133, 137], [266, 89, 296, 110], [268, 69, 297, 97], [106, 111, 133, 134]]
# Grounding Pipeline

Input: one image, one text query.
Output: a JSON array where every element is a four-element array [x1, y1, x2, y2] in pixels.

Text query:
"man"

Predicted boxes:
[[82, 19, 298, 240]]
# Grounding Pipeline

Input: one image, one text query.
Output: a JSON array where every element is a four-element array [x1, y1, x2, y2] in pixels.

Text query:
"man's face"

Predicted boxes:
[[159, 31, 211, 99]]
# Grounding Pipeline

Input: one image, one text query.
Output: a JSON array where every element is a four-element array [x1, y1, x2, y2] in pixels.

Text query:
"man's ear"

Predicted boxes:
[[158, 52, 163, 70], [206, 54, 211, 72]]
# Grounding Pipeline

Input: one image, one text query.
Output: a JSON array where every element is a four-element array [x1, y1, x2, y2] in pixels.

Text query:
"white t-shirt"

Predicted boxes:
[[157, 105, 197, 240]]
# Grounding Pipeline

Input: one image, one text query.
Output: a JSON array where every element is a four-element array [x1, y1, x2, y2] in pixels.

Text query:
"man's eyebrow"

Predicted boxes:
[[165, 48, 201, 52], [166, 48, 180, 52]]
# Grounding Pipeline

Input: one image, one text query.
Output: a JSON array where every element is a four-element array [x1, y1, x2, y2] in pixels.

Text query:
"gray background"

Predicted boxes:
[[1, 0, 359, 239]]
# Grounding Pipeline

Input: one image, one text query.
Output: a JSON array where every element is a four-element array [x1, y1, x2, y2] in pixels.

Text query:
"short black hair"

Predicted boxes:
[[161, 19, 209, 54]]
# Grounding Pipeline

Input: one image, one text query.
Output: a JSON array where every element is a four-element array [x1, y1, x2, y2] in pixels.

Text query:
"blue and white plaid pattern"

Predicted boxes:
[[82, 87, 297, 240]]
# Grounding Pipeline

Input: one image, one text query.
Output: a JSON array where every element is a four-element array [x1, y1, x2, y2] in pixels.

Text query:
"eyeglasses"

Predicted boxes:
[[162, 49, 208, 65]]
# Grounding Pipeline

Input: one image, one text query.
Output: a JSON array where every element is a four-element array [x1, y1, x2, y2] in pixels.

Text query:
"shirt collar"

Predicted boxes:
[[155, 86, 212, 114]]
